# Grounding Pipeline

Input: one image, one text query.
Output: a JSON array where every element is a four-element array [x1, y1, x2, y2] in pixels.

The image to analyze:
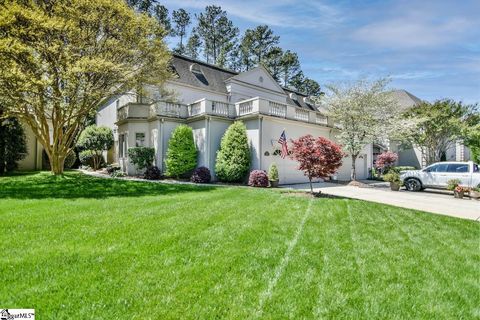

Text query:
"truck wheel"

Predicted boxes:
[[404, 178, 422, 191]]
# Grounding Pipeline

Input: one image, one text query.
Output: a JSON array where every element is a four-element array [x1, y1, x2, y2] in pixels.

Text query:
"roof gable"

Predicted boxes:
[[227, 66, 286, 94]]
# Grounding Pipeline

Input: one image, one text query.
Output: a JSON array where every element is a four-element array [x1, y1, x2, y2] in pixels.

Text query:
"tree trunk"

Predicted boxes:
[[309, 176, 313, 194], [48, 151, 66, 175], [351, 154, 357, 181]]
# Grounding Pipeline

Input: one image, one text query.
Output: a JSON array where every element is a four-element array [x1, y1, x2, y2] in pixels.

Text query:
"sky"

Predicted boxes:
[[161, 0, 480, 104]]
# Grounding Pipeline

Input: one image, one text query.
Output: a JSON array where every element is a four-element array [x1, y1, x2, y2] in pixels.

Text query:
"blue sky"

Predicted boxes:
[[161, 0, 480, 103]]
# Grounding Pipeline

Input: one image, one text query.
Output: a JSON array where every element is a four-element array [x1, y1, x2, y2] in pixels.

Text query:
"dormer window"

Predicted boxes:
[[303, 96, 310, 104], [189, 63, 202, 75], [189, 63, 208, 85], [289, 93, 297, 100]]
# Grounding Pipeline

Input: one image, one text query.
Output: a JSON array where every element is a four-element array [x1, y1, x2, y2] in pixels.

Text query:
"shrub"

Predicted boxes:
[[268, 163, 279, 181], [63, 150, 77, 169], [165, 125, 197, 178], [190, 166, 211, 183], [128, 147, 155, 171], [144, 166, 162, 180], [79, 150, 105, 168], [111, 171, 126, 178], [76, 125, 113, 170], [106, 163, 121, 174], [0, 116, 27, 174], [383, 172, 402, 184], [375, 151, 398, 172], [248, 170, 269, 187], [215, 121, 250, 182], [447, 179, 461, 191]]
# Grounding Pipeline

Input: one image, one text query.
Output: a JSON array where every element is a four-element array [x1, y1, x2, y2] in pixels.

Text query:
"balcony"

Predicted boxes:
[[188, 99, 235, 118], [117, 97, 333, 128], [150, 101, 188, 118], [234, 97, 330, 127], [117, 103, 150, 121]]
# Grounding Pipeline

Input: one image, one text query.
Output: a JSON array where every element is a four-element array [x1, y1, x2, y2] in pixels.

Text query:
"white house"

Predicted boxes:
[[96, 54, 373, 184]]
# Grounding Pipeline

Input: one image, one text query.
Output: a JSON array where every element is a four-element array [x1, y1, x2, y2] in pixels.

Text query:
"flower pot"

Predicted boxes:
[[390, 182, 401, 191], [454, 191, 464, 199], [269, 180, 279, 188], [470, 190, 480, 200]]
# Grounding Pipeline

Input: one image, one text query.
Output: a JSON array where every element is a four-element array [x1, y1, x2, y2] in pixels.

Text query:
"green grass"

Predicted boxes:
[[0, 172, 478, 319]]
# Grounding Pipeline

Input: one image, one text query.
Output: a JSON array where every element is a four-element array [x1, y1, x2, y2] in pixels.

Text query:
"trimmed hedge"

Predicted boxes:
[[190, 166, 211, 183], [248, 170, 269, 187], [165, 125, 197, 178], [215, 121, 250, 182]]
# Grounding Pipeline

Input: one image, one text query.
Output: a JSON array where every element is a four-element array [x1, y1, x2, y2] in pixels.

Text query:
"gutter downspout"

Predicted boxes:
[[259, 116, 263, 170]]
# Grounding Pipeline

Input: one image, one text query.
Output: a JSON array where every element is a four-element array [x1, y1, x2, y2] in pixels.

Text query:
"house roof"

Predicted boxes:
[[170, 54, 238, 94], [169, 54, 318, 110], [391, 89, 422, 110]]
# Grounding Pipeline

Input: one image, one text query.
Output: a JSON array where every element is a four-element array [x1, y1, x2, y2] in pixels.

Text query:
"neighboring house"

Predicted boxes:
[[388, 90, 472, 168], [97, 54, 373, 183]]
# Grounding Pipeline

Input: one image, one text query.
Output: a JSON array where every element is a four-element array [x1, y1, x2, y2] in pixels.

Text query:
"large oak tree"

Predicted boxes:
[[0, 0, 171, 174]]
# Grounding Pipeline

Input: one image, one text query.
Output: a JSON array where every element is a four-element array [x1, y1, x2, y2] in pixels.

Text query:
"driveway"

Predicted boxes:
[[284, 181, 480, 221]]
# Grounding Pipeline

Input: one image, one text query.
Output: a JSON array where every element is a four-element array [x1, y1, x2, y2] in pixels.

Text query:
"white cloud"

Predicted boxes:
[[160, 0, 343, 30]]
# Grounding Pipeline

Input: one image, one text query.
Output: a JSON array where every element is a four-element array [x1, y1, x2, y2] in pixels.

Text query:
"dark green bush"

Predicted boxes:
[[128, 147, 155, 171], [215, 121, 250, 182], [76, 125, 113, 170], [144, 166, 162, 180], [165, 125, 197, 178], [79, 150, 105, 168]]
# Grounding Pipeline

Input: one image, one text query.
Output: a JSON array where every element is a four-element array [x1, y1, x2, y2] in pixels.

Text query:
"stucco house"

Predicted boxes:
[[387, 90, 472, 168], [96, 54, 373, 184]]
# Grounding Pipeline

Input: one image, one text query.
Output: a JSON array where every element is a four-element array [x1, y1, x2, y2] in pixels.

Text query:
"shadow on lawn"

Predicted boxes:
[[0, 171, 216, 200]]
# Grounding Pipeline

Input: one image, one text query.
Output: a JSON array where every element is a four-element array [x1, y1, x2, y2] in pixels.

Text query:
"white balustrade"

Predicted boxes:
[[268, 101, 287, 118], [294, 108, 309, 121]]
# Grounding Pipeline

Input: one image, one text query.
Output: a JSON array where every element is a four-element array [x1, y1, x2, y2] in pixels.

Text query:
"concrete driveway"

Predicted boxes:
[[284, 181, 480, 221]]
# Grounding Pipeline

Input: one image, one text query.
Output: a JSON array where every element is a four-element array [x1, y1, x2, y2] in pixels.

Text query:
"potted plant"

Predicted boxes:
[[470, 184, 480, 200], [447, 179, 461, 192], [268, 163, 279, 188], [454, 185, 469, 199], [383, 172, 402, 191]]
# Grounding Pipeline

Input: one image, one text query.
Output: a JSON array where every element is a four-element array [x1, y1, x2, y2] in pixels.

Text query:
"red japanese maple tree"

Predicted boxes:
[[375, 151, 398, 173], [290, 135, 344, 193]]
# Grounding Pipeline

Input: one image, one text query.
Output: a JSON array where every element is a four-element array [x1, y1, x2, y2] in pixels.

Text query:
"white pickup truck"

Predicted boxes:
[[400, 161, 480, 191]]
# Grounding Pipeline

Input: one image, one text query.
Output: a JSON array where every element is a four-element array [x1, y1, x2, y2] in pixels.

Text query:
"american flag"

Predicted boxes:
[[278, 130, 288, 159]]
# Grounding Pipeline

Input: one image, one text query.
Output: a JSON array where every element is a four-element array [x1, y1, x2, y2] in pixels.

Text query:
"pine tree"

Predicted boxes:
[[172, 8, 191, 54], [280, 50, 301, 87], [195, 5, 239, 65], [165, 125, 197, 178], [240, 25, 280, 68], [215, 121, 250, 182], [264, 46, 284, 81], [185, 33, 201, 59]]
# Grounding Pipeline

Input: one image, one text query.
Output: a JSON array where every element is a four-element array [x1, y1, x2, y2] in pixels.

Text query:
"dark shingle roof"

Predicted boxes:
[[170, 54, 238, 93]]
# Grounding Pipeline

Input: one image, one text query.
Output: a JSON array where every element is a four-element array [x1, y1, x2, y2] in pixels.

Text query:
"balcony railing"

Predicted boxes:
[[188, 99, 234, 118], [117, 97, 333, 128], [117, 103, 150, 121], [234, 97, 331, 127], [150, 101, 187, 118]]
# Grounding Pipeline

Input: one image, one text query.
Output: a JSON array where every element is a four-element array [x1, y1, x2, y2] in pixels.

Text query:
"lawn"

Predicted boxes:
[[0, 172, 478, 319]]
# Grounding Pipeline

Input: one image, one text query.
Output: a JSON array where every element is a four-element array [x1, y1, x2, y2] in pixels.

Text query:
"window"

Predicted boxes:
[[119, 134, 126, 158], [447, 163, 469, 173], [474, 164, 479, 173], [426, 163, 448, 173], [135, 133, 145, 147]]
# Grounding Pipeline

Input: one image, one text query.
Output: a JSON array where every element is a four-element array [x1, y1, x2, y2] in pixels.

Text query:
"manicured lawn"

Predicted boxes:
[[0, 172, 478, 319]]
